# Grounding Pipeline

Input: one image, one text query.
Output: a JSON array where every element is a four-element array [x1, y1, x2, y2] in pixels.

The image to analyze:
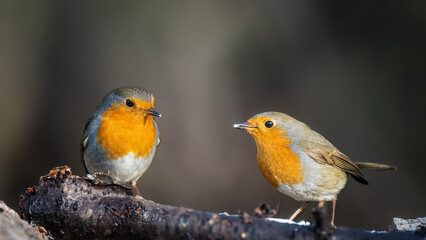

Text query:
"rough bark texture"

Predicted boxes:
[[0, 200, 48, 240], [19, 166, 426, 240]]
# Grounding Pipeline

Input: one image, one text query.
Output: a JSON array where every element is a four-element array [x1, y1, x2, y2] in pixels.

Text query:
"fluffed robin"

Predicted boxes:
[[234, 112, 396, 226], [82, 86, 161, 196]]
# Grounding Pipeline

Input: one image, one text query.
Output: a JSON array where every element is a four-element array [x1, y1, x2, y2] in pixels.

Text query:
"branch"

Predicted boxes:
[[0, 200, 47, 240], [19, 166, 425, 240]]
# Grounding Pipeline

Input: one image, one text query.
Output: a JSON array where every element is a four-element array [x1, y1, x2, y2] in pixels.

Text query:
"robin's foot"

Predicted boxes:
[[289, 202, 309, 221], [131, 182, 141, 196]]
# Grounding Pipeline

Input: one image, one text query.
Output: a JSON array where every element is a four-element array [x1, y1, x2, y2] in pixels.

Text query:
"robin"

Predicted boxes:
[[234, 111, 396, 226], [82, 86, 161, 196]]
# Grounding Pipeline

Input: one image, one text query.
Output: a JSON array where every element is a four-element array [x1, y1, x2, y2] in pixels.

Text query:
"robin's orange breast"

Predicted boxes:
[[247, 117, 304, 188], [97, 101, 157, 160]]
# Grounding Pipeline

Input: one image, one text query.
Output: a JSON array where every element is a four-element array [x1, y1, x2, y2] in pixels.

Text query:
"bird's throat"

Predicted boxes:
[[253, 133, 304, 188], [97, 105, 156, 160]]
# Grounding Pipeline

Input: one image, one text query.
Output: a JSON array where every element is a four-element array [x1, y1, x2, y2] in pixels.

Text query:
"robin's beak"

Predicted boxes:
[[146, 108, 162, 117], [233, 122, 256, 130]]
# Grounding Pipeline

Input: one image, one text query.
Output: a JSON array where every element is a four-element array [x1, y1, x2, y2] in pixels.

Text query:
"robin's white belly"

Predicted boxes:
[[107, 152, 153, 184], [85, 152, 154, 184]]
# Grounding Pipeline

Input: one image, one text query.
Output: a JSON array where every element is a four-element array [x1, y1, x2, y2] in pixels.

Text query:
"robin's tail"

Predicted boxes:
[[355, 162, 397, 171]]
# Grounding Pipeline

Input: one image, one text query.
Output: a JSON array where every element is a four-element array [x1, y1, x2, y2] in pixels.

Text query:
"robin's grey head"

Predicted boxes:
[[96, 86, 161, 118], [112, 86, 154, 103]]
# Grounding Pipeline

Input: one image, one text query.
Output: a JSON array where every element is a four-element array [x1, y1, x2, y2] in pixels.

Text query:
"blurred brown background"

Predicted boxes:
[[1, 1, 425, 230]]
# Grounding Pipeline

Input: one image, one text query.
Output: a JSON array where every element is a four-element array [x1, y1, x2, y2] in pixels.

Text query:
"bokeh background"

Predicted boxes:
[[1, 1, 425, 230]]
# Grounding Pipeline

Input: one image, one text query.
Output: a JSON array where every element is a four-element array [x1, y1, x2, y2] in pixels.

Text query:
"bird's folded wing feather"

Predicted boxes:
[[80, 116, 94, 174], [298, 132, 368, 184]]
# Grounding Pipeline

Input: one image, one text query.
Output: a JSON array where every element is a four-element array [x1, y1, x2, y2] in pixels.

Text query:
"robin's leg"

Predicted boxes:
[[131, 181, 141, 196], [289, 202, 309, 221], [331, 198, 336, 227]]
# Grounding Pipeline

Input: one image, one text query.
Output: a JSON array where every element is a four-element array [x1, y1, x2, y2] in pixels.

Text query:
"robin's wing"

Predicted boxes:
[[157, 131, 161, 147], [299, 132, 368, 185], [81, 134, 89, 174], [81, 134, 88, 150], [153, 120, 161, 147], [80, 116, 93, 174]]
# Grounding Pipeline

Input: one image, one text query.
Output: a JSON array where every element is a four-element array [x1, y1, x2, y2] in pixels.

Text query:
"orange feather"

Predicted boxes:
[[97, 99, 157, 159], [247, 116, 304, 188]]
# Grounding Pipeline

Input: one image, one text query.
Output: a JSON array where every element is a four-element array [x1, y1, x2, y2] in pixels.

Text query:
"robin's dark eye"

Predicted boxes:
[[265, 121, 274, 128], [126, 99, 134, 107]]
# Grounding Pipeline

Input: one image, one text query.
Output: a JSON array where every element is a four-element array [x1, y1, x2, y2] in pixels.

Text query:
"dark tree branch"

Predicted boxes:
[[19, 166, 425, 240]]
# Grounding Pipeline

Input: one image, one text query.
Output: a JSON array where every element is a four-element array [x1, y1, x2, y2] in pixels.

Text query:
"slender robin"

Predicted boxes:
[[234, 112, 396, 226], [81, 86, 161, 196]]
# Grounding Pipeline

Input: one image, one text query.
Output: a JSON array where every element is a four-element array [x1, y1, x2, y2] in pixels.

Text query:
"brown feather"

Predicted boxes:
[[306, 150, 368, 185], [298, 131, 369, 184], [355, 162, 397, 171]]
